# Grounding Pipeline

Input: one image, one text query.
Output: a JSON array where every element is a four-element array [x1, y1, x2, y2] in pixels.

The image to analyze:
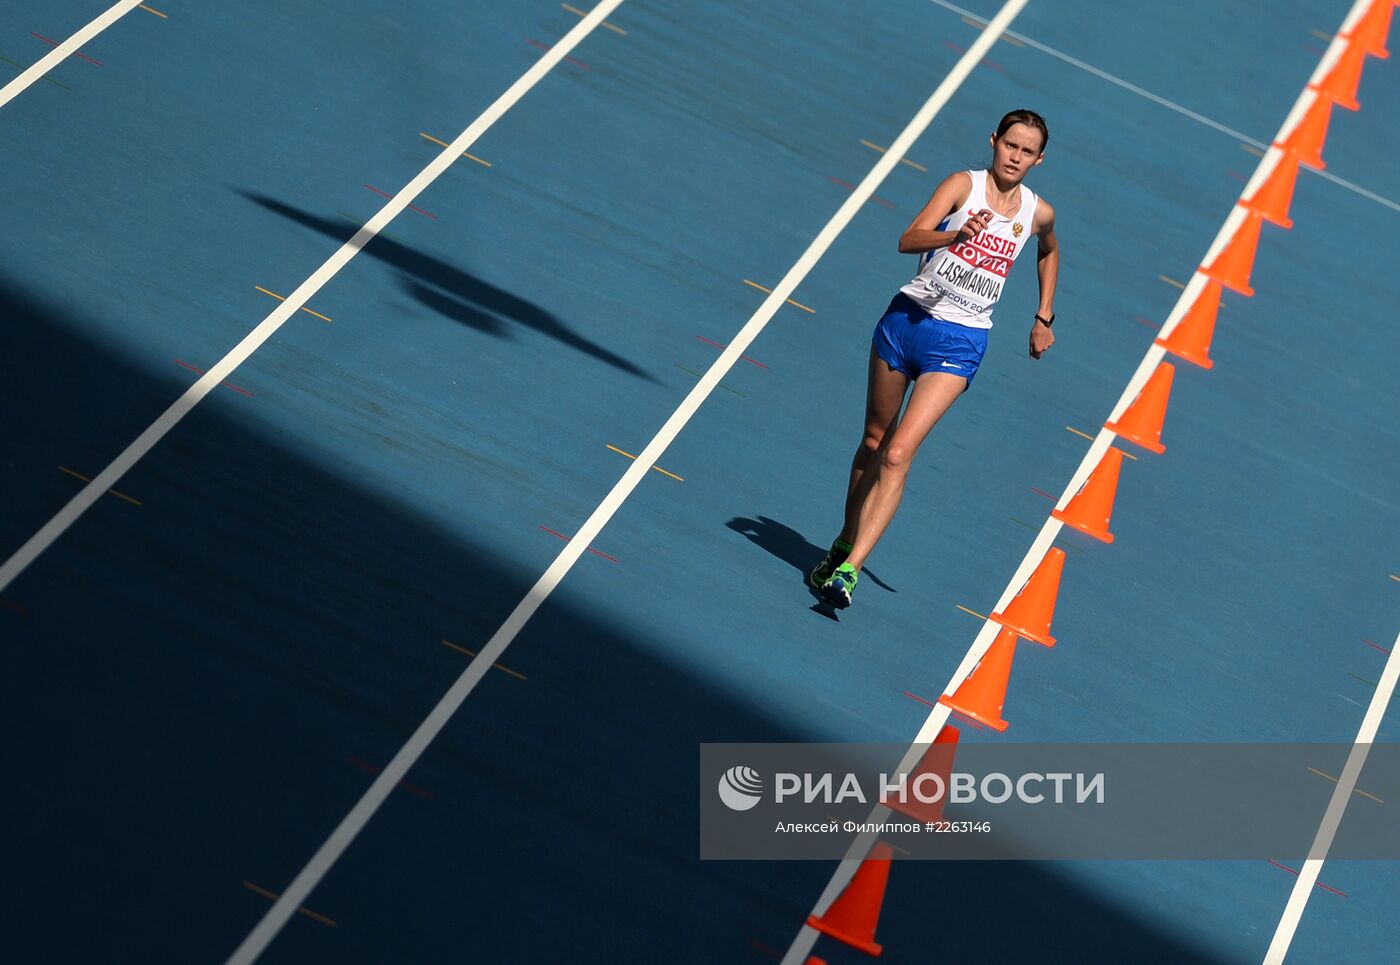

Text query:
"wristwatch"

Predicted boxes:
[[1035, 313, 1055, 327]]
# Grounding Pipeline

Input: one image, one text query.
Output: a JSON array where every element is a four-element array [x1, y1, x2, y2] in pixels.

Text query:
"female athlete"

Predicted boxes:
[[813, 109, 1060, 609]]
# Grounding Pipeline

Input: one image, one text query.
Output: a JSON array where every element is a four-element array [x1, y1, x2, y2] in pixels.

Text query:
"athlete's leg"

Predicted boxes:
[[837, 348, 909, 545], [844, 371, 966, 572]]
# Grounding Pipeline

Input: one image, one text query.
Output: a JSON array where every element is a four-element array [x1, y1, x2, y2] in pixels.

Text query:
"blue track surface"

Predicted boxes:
[[2, 1, 1397, 962]]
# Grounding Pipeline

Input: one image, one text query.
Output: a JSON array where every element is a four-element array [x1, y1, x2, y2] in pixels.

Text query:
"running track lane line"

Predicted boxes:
[[779, 2, 1374, 962], [1263, 629, 1400, 963], [0, 0, 143, 109], [929, 0, 1400, 216], [0, 1, 626, 602], [216, 6, 629, 961], [213, 0, 1036, 959]]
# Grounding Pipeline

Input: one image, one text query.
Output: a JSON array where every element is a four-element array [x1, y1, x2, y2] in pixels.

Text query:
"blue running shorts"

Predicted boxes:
[[871, 292, 989, 386]]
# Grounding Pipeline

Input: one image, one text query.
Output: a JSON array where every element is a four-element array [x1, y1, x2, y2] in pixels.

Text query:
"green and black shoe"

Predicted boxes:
[[809, 538, 853, 589], [820, 562, 859, 609]]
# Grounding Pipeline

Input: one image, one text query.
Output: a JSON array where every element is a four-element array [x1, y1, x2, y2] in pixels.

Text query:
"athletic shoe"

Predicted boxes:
[[820, 562, 859, 609], [809, 538, 853, 589]]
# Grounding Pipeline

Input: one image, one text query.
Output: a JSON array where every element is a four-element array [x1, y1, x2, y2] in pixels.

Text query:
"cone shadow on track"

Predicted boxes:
[[237, 190, 659, 382], [1, 278, 1228, 964]]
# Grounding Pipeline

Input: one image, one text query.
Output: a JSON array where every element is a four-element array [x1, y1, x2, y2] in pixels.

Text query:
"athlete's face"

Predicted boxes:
[[989, 123, 1045, 183]]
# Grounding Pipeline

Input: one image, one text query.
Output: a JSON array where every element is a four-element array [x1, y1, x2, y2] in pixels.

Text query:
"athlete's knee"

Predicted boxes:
[[881, 442, 915, 474]]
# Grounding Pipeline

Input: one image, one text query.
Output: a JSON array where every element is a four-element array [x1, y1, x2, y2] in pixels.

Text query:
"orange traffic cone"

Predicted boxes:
[[1308, 40, 1366, 110], [882, 725, 960, 823], [806, 841, 893, 956], [939, 628, 1018, 731], [1344, 0, 1392, 59], [805, 959, 828, 965], [990, 547, 1065, 647], [1155, 280, 1220, 369], [1105, 362, 1175, 454], [1051, 447, 1124, 543], [1273, 93, 1332, 170], [1241, 151, 1300, 228], [1200, 211, 1263, 297]]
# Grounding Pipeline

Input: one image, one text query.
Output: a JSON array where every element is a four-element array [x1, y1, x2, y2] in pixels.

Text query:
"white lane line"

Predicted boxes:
[[1263, 629, 1400, 964], [212, 12, 630, 965], [931, 0, 1260, 143], [242, 1, 1041, 961], [0, 0, 143, 108], [0, 2, 627, 601], [930, 0, 1400, 215], [783, 3, 1374, 962]]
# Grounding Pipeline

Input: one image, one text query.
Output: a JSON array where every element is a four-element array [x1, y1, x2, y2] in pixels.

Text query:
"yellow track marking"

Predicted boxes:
[[739, 278, 817, 312], [255, 285, 332, 322], [1064, 427, 1137, 460], [955, 604, 989, 621], [241, 882, 336, 926], [419, 132, 492, 166], [441, 639, 526, 680], [606, 444, 684, 481], [561, 3, 627, 34], [58, 466, 141, 505], [1306, 767, 1383, 804], [138, 4, 167, 17], [960, 14, 1024, 44], [859, 139, 929, 172]]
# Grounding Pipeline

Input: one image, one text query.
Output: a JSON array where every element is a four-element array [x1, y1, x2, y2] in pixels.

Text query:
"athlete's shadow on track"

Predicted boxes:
[[239, 191, 657, 382], [725, 515, 896, 616]]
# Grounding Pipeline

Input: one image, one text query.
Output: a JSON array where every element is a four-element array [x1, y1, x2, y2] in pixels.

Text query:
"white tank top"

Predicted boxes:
[[900, 169, 1038, 329]]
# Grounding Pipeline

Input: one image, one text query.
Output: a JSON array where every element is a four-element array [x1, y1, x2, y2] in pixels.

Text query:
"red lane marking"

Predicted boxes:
[[0, 598, 30, 617], [903, 690, 937, 708], [1267, 860, 1347, 897], [1132, 315, 1158, 328], [941, 39, 1004, 71], [525, 38, 592, 70], [695, 335, 769, 369], [362, 184, 438, 219], [1362, 639, 1391, 654], [345, 757, 435, 798], [1030, 487, 1057, 501], [1226, 170, 1249, 182], [749, 940, 783, 959], [173, 359, 254, 397], [828, 175, 897, 210], [31, 31, 104, 66], [537, 525, 618, 562]]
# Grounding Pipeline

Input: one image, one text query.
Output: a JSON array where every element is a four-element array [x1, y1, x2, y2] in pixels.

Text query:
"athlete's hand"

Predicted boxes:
[[1029, 317, 1054, 359], [955, 209, 995, 244]]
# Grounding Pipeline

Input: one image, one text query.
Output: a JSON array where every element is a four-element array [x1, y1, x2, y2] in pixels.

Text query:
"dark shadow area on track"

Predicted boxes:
[[726, 514, 897, 593], [0, 278, 1226, 964], [238, 190, 658, 382]]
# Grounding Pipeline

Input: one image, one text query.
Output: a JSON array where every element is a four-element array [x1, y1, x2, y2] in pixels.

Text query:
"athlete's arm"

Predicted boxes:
[[898, 172, 988, 253], [1029, 198, 1058, 359]]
